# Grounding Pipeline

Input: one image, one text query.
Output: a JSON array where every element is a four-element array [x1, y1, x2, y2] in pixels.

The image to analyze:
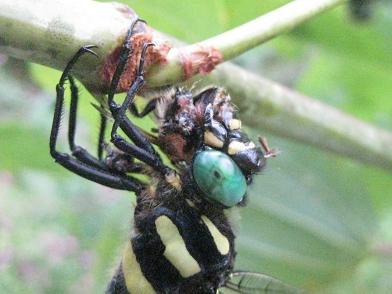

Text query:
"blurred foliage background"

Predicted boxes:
[[1, 0, 392, 293]]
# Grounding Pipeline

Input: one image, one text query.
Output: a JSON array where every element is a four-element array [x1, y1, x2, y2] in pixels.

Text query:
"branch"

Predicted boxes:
[[0, 0, 347, 90], [0, 0, 135, 92], [2, 0, 392, 172], [147, 0, 347, 86], [205, 63, 392, 171]]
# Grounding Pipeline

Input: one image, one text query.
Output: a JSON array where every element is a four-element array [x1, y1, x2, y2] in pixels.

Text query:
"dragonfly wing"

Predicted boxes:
[[220, 271, 306, 294]]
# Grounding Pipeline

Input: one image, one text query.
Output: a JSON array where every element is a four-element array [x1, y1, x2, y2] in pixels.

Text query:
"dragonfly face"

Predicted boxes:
[[154, 86, 266, 209]]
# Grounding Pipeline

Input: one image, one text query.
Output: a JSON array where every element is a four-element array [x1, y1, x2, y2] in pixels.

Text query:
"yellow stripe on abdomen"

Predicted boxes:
[[122, 241, 156, 294], [155, 215, 201, 278]]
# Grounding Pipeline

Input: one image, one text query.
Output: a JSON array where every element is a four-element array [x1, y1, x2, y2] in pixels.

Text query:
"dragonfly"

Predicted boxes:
[[49, 15, 304, 294]]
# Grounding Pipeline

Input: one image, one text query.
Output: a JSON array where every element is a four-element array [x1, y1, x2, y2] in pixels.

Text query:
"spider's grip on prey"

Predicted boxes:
[[49, 45, 143, 192], [48, 14, 301, 294]]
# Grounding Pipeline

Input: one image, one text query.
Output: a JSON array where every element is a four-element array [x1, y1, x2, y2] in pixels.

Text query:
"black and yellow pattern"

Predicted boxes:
[[108, 192, 235, 294], [50, 16, 301, 294]]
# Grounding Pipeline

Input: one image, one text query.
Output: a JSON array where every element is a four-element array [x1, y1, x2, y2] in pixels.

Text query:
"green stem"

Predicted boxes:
[[203, 0, 347, 60], [147, 0, 348, 86], [205, 63, 392, 171], [0, 0, 347, 88]]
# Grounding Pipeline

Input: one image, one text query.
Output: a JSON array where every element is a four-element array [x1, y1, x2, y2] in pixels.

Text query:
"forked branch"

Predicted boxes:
[[2, 0, 392, 172], [0, 0, 347, 90]]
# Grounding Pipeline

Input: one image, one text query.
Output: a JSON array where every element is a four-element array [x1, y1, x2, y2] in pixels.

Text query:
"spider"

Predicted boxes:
[[49, 16, 301, 294]]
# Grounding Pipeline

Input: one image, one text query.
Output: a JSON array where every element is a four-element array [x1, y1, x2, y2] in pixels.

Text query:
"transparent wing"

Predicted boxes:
[[220, 271, 306, 294]]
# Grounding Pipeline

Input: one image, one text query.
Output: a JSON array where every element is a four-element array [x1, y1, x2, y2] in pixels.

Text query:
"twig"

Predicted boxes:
[[147, 0, 347, 86], [0, 0, 347, 89]]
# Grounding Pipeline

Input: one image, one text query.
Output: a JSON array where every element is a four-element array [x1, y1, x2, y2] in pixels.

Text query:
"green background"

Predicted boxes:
[[1, 1, 391, 293]]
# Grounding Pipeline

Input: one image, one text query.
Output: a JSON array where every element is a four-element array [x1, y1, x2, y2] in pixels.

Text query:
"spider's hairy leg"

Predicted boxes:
[[107, 16, 145, 111], [97, 113, 107, 160], [108, 18, 174, 177], [130, 85, 178, 118], [67, 75, 107, 170], [69, 65, 141, 176], [110, 42, 154, 140], [129, 98, 157, 118], [107, 17, 155, 155], [49, 45, 143, 192]]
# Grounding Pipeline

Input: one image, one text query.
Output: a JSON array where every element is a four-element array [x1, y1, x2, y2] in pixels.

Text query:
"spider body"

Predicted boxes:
[[49, 16, 300, 294]]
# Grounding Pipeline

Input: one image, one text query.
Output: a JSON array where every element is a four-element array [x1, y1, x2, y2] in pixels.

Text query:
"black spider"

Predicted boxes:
[[50, 16, 301, 294]]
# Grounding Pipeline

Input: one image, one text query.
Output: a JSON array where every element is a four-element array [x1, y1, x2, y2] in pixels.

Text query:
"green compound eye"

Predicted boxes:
[[192, 149, 247, 207]]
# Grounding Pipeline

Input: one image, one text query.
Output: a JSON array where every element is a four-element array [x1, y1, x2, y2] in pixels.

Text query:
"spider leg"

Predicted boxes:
[[107, 17, 158, 155], [69, 75, 143, 175], [108, 20, 174, 176], [110, 42, 154, 140], [67, 75, 108, 170], [129, 96, 157, 118], [97, 113, 107, 160], [50, 45, 143, 193], [107, 17, 145, 112]]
